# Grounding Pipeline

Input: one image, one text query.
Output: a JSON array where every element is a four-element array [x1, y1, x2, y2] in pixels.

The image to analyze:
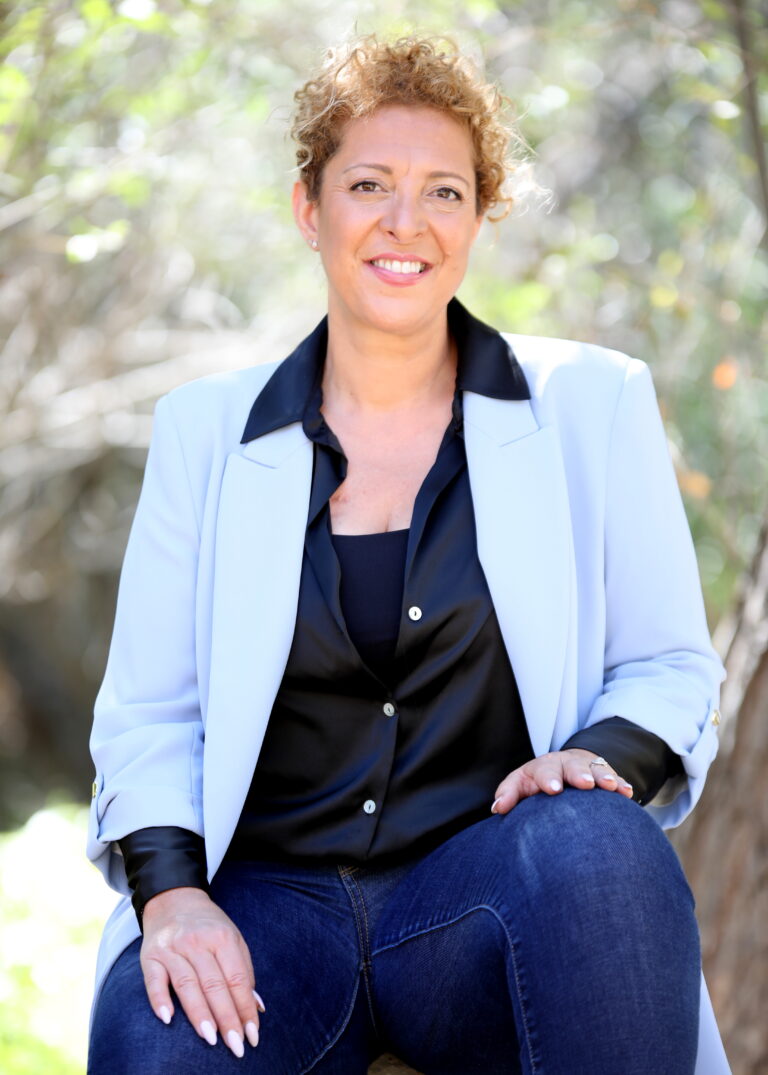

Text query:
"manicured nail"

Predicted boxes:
[[253, 989, 266, 1013], [245, 1020, 259, 1047], [200, 1020, 217, 1046], [581, 772, 595, 783], [491, 796, 504, 813], [226, 1029, 244, 1058], [158, 1005, 171, 1025], [548, 779, 562, 792]]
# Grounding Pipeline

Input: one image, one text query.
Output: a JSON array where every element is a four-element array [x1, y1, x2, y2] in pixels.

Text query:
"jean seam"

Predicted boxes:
[[371, 902, 539, 1074], [338, 868, 382, 1034]]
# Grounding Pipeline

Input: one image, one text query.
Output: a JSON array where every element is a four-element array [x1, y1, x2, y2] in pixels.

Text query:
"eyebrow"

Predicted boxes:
[[342, 163, 471, 187]]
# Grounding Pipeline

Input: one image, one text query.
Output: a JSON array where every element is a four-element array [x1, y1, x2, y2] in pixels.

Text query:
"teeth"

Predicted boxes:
[[371, 259, 426, 274]]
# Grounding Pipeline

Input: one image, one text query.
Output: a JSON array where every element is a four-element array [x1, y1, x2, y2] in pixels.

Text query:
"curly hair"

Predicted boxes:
[[290, 35, 522, 219]]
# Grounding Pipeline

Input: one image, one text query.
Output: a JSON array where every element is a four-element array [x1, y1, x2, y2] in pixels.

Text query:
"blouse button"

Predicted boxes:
[[407, 606, 423, 622], [383, 702, 396, 717], [363, 799, 377, 814]]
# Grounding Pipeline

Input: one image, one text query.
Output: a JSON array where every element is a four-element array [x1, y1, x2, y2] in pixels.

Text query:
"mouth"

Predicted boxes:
[[367, 257, 430, 276]]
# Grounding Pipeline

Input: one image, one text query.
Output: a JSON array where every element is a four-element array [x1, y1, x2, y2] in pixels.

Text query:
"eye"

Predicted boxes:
[[432, 186, 463, 201], [350, 179, 382, 193]]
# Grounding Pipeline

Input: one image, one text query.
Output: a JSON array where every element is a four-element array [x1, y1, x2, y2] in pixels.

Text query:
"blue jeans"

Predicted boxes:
[[88, 789, 700, 1074]]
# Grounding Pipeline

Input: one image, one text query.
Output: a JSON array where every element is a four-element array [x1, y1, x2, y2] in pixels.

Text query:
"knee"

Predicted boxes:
[[494, 787, 693, 909]]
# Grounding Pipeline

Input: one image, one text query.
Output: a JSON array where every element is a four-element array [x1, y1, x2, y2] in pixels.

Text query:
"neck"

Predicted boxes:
[[322, 302, 456, 414]]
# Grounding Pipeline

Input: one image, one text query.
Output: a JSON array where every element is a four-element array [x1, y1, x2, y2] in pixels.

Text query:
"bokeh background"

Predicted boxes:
[[1, 0, 766, 1071]]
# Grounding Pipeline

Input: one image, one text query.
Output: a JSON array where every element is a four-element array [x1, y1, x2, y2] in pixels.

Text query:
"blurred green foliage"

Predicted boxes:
[[0, 806, 117, 1073], [2, 0, 765, 630]]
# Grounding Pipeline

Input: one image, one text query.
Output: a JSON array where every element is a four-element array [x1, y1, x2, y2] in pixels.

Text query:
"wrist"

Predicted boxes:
[[142, 885, 212, 926]]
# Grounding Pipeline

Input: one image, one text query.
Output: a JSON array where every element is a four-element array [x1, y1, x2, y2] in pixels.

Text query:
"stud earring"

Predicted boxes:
[[310, 239, 318, 250]]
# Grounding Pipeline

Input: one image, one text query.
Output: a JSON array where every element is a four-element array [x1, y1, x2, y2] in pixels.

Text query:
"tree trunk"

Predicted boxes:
[[671, 521, 768, 1074]]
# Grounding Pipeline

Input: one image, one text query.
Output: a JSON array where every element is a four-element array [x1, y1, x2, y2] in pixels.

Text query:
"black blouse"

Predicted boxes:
[[226, 357, 534, 866], [119, 300, 682, 923]]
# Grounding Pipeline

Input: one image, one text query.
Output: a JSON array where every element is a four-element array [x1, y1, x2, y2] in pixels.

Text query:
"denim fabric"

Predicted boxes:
[[88, 789, 700, 1075]]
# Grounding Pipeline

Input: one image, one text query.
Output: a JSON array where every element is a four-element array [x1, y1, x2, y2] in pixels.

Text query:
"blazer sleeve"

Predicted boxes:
[[585, 358, 725, 828], [86, 392, 205, 894]]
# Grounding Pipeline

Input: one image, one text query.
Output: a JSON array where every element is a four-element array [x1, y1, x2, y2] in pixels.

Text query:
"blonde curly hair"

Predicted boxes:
[[291, 35, 522, 219]]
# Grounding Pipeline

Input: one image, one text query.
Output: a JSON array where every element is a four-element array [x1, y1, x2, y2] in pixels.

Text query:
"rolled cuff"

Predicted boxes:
[[118, 826, 209, 929]]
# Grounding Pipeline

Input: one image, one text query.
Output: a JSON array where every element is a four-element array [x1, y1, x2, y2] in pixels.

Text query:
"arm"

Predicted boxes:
[[87, 393, 205, 891], [493, 356, 723, 820], [585, 358, 724, 825], [86, 394, 262, 1055]]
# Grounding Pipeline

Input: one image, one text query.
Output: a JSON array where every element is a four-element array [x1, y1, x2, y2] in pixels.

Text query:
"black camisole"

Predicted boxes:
[[330, 528, 409, 686]]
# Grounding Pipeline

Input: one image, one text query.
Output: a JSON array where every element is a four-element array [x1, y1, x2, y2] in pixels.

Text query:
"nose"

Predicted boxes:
[[380, 189, 426, 241]]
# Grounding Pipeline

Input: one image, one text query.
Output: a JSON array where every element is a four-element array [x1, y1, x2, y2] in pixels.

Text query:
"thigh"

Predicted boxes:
[[370, 905, 521, 1075], [88, 859, 374, 1075], [367, 789, 700, 1075]]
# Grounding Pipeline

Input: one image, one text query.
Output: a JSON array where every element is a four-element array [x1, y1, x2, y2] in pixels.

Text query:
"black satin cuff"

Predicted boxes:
[[118, 826, 209, 930], [562, 716, 684, 806]]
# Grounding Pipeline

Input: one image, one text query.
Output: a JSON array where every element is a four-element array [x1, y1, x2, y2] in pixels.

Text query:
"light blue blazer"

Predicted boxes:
[[87, 330, 729, 1071]]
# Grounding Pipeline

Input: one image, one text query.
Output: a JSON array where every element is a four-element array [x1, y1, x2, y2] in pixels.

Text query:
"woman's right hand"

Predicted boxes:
[[140, 886, 265, 1057]]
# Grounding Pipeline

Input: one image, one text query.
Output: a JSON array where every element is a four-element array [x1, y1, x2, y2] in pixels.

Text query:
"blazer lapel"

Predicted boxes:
[[463, 391, 574, 757], [203, 423, 312, 875]]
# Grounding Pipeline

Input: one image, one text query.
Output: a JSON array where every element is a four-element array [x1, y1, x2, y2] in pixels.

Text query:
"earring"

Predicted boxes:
[[310, 239, 318, 250]]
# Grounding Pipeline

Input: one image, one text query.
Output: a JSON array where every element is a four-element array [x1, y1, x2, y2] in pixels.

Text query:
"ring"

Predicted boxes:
[[589, 757, 610, 767]]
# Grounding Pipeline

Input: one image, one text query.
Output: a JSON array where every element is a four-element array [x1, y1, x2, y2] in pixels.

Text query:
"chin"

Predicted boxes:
[[352, 293, 452, 336]]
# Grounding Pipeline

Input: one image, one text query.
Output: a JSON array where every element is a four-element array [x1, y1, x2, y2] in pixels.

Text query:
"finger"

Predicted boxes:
[[492, 765, 549, 813], [588, 757, 619, 789], [560, 753, 597, 790], [587, 758, 633, 797], [530, 758, 567, 797], [186, 948, 247, 1057], [216, 938, 262, 1048], [141, 954, 175, 1026], [232, 941, 264, 1046], [159, 951, 219, 1048]]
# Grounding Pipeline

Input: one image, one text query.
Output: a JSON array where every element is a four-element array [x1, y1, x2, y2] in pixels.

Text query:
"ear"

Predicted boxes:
[[292, 180, 319, 248], [472, 212, 484, 242]]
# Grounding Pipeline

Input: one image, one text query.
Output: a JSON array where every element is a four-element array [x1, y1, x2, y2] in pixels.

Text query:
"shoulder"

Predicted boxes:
[[502, 332, 654, 420], [142, 361, 284, 488], [154, 360, 282, 445], [162, 361, 281, 419], [503, 332, 643, 390]]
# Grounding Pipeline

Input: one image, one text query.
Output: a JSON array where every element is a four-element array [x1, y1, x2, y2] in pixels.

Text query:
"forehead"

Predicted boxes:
[[333, 105, 475, 169]]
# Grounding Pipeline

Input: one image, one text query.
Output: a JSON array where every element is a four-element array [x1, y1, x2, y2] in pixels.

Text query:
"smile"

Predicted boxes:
[[368, 258, 429, 275]]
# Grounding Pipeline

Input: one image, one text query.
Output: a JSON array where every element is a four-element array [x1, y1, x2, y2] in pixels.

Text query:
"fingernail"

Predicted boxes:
[[581, 772, 594, 783], [253, 989, 266, 1013], [548, 779, 562, 792], [245, 1020, 260, 1047], [158, 1005, 171, 1025], [491, 796, 503, 814], [200, 1020, 217, 1046], [226, 1029, 244, 1058]]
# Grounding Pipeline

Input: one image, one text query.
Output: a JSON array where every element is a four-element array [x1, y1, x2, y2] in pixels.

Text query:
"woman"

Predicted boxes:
[[87, 36, 729, 1075]]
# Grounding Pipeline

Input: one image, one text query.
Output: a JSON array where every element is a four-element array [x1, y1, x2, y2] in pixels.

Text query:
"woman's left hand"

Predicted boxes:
[[491, 749, 633, 814]]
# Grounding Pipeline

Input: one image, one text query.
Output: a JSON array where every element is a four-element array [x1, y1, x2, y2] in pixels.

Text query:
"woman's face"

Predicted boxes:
[[293, 104, 483, 339]]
